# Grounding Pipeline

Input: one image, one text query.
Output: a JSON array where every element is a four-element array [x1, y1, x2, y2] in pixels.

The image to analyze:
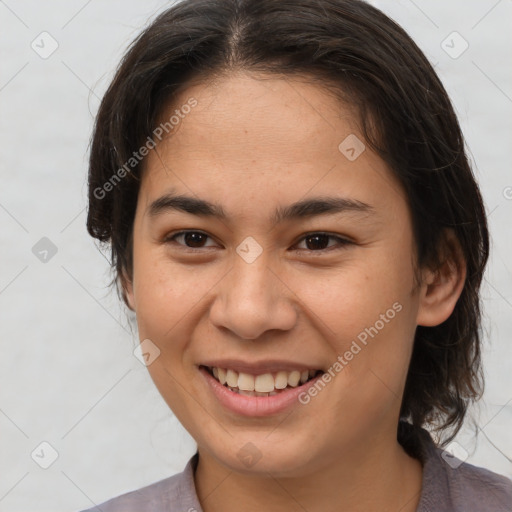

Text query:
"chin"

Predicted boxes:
[[206, 435, 322, 478]]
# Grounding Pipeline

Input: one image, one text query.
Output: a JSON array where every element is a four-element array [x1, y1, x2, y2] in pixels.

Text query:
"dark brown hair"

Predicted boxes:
[[87, 0, 489, 444]]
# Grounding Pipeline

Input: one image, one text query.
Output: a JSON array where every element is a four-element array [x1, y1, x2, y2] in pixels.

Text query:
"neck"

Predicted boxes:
[[194, 434, 423, 512]]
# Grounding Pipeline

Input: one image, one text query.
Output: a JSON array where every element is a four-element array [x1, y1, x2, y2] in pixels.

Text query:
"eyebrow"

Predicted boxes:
[[147, 192, 375, 225]]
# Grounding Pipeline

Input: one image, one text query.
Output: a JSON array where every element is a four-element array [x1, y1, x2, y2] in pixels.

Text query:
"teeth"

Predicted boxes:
[[288, 370, 301, 387], [226, 369, 238, 388], [254, 373, 275, 393], [238, 372, 255, 391], [238, 389, 256, 396], [217, 367, 227, 385], [275, 371, 288, 389], [208, 366, 320, 392]]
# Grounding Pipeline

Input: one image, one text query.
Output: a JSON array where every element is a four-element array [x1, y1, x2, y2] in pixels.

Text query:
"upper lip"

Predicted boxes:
[[199, 359, 323, 375]]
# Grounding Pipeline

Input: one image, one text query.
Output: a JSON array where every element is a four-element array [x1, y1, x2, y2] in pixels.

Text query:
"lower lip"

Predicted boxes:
[[199, 366, 323, 417]]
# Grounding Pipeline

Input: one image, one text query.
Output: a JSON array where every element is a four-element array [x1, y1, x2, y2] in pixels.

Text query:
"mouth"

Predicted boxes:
[[200, 365, 323, 397]]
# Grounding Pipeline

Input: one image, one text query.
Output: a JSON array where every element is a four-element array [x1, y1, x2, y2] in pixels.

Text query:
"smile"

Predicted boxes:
[[201, 365, 323, 397]]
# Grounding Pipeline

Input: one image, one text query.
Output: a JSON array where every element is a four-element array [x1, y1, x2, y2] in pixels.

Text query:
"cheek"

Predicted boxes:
[[294, 246, 417, 390], [288, 250, 414, 337], [131, 246, 204, 334], [130, 249, 207, 416]]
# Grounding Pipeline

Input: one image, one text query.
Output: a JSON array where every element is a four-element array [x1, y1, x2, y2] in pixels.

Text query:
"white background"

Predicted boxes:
[[0, 1, 511, 510]]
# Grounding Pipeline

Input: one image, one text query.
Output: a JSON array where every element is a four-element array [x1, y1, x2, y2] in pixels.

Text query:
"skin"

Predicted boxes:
[[124, 71, 466, 512]]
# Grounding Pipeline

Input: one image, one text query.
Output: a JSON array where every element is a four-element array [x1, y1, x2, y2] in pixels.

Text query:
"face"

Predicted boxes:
[[126, 72, 423, 477]]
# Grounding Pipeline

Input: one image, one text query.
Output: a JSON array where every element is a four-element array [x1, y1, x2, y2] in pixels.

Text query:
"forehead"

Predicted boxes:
[[153, 71, 361, 161], [139, 72, 406, 220]]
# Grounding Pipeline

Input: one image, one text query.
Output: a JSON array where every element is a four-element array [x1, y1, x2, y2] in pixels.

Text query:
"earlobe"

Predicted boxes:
[[416, 230, 466, 327], [125, 287, 136, 311], [121, 274, 136, 311]]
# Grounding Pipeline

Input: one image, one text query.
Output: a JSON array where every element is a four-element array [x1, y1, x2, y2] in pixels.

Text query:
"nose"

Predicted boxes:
[[209, 255, 298, 340]]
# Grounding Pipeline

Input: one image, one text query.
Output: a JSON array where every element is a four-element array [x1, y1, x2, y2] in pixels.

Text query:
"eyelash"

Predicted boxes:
[[163, 230, 352, 253]]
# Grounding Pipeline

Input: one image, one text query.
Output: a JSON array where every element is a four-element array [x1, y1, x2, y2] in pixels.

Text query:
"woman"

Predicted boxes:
[[82, 0, 512, 510]]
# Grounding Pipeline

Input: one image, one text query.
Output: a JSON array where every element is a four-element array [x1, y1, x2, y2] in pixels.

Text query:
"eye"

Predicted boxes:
[[164, 230, 218, 249], [292, 232, 352, 252], [164, 230, 352, 253]]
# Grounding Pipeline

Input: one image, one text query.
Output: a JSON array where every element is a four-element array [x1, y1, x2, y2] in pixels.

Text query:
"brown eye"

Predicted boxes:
[[304, 234, 330, 250], [182, 232, 208, 248], [164, 230, 351, 253], [294, 233, 351, 252], [165, 231, 217, 249]]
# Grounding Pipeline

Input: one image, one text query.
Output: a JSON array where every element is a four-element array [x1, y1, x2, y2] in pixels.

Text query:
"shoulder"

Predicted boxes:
[[77, 454, 202, 512], [400, 423, 512, 512], [78, 473, 181, 512], [438, 454, 512, 511]]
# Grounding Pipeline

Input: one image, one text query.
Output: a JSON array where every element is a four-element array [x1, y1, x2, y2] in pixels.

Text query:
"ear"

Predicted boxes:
[[416, 229, 466, 327], [120, 272, 136, 311]]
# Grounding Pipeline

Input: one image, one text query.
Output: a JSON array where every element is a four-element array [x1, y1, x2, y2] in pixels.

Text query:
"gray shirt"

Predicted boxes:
[[79, 424, 512, 511]]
